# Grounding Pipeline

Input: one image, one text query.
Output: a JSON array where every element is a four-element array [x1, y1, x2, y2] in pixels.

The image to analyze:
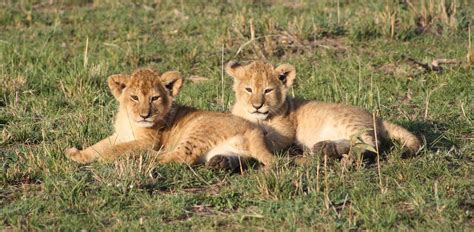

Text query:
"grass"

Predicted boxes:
[[1, 0, 473, 230]]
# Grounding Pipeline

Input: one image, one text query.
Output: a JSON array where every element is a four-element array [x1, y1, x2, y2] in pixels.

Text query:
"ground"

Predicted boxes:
[[1, 0, 473, 230]]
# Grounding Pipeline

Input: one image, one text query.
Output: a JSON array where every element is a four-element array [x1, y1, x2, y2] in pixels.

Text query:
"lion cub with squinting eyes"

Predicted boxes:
[[224, 60, 421, 159], [65, 69, 274, 169]]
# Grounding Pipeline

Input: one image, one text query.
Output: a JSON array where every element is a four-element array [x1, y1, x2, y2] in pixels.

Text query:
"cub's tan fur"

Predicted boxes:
[[226, 61, 421, 158], [65, 69, 274, 168]]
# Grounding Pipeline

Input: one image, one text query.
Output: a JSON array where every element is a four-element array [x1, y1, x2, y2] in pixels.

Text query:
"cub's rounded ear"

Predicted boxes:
[[275, 64, 296, 88], [107, 74, 130, 99], [225, 60, 243, 79], [160, 71, 183, 97]]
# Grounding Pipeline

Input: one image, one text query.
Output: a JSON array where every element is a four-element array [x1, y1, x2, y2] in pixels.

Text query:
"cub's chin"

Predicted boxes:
[[135, 121, 155, 128]]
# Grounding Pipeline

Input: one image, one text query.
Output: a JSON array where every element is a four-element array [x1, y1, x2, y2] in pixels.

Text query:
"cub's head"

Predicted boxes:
[[107, 69, 183, 128], [226, 61, 295, 121]]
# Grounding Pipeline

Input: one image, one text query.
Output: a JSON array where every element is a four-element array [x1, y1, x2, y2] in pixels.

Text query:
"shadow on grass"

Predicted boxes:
[[400, 120, 456, 152], [0, 118, 7, 129]]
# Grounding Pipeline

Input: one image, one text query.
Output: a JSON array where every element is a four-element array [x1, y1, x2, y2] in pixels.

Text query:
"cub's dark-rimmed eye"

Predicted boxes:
[[130, 95, 139, 101], [264, 88, 273, 94], [151, 96, 161, 102], [245, 87, 253, 93], [278, 73, 287, 81]]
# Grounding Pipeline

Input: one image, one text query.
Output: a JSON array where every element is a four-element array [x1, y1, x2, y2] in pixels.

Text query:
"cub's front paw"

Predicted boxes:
[[65, 147, 95, 164]]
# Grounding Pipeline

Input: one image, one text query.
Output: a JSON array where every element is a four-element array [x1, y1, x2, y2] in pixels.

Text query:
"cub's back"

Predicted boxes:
[[162, 109, 260, 149], [293, 100, 384, 146], [295, 100, 376, 126], [183, 110, 258, 135]]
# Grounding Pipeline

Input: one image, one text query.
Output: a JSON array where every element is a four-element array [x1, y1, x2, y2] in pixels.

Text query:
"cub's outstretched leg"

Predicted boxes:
[[66, 136, 152, 163], [66, 136, 118, 163]]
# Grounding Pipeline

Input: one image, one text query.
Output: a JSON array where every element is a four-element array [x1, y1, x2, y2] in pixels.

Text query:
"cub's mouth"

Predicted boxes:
[[252, 111, 269, 115]]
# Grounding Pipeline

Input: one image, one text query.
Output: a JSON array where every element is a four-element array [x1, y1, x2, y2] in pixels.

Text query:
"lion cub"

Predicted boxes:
[[226, 60, 421, 158], [65, 69, 274, 168]]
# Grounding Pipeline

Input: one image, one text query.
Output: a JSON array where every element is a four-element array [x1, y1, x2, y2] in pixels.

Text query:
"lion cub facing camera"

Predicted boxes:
[[226, 60, 421, 159], [65, 69, 274, 169]]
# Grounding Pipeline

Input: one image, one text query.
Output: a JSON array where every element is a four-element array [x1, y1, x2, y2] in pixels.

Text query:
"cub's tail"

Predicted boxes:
[[382, 121, 422, 155]]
